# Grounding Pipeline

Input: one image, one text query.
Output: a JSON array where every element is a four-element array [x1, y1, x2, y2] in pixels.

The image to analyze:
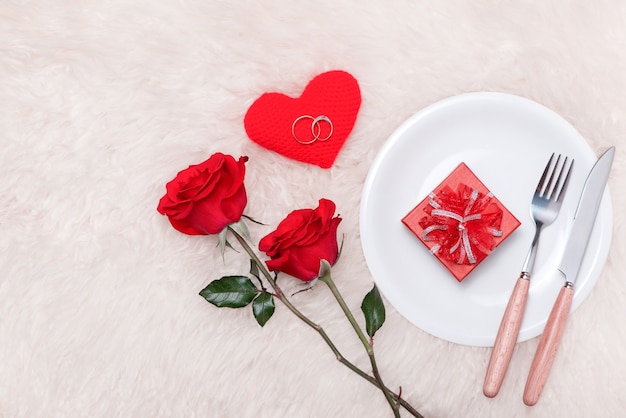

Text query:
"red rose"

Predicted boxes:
[[259, 199, 342, 282], [157, 153, 248, 235]]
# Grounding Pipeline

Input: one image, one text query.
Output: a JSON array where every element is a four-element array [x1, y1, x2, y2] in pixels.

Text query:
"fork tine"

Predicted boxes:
[[554, 158, 574, 202], [536, 153, 554, 194], [543, 154, 561, 197], [546, 155, 566, 200]]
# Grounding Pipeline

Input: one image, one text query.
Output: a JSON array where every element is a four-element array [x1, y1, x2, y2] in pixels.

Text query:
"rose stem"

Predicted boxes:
[[229, 228, 422, 418], [318, 272, 400, 418]]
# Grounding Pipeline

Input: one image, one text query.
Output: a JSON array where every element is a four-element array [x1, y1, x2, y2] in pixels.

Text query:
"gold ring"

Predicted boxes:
[[312, 115, 333, 142], [292, 115, 318, 145]]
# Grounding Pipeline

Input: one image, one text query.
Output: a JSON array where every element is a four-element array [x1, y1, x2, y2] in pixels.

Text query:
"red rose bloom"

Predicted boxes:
[[157, 153, 248, 235], [259, 199, 342, 282]]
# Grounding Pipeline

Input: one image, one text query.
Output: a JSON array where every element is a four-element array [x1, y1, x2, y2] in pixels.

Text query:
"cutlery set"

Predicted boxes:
[[483, 147, 615, 405]]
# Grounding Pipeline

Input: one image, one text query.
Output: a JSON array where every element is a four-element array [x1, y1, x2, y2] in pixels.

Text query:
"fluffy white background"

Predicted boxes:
[[2, 1, 626, 417]]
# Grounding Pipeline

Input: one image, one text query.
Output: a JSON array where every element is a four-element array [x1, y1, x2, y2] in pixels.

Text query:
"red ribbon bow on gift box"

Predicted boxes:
[[419, 184, 503, 265]]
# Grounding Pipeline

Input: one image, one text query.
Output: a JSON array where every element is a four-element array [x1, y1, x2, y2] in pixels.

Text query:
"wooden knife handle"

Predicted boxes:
[[483, 276, 530, 397], [523, 284, 574, 406]]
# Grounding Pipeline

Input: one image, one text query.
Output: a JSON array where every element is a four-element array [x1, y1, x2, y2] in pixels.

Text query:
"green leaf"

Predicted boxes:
[[249, 259, 260, 280], [252, 292, 275, 327], [361, 284, 386, 338], [199, 276, 258, 308], [248, 259, 266, 290]]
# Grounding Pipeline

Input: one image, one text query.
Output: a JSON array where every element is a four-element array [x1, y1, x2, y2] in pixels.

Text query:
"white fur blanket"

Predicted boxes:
[[2, 1, 626, 417]]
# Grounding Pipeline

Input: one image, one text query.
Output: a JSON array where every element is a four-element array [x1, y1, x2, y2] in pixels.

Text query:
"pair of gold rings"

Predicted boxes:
[[291, 115, 334, 145]]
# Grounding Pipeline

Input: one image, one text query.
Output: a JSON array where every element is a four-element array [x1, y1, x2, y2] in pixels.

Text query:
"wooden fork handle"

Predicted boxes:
[[523, 284, 574, 406], [483, 276, 530, 397]]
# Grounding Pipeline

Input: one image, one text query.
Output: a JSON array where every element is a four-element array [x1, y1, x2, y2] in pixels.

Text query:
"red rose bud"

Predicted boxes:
[[157, 153, 248, 235], [259, 199, 342, 282]]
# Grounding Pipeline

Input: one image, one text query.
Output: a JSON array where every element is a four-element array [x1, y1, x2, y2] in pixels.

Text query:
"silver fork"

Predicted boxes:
[[483, 153, 574, 398]]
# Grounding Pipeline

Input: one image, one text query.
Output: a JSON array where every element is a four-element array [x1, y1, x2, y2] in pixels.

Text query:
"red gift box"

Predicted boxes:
[[402, 163, 521, 282]]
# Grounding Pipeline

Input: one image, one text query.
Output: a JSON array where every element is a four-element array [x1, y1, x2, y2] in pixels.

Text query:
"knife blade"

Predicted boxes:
[[557, 147, 615, 285], [523, 146, 615, 406]]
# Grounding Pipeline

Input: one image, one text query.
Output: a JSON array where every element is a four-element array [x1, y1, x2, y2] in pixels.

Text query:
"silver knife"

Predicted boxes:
[[523, 146, 615, 406]]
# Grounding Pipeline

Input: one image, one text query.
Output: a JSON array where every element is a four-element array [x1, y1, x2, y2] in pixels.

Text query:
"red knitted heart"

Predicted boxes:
[[244, 70, 361, 169]]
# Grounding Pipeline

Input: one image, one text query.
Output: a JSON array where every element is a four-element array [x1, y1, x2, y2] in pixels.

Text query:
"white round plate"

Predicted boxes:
[[359, 92, 613, 346]]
